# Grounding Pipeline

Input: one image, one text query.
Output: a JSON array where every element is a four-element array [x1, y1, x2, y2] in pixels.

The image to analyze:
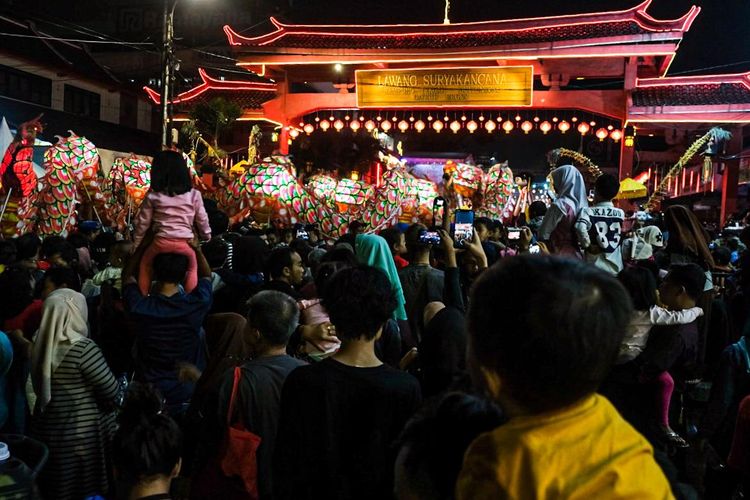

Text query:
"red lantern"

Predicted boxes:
[[502, 120, 514, 133], [289, 128, 300, 139], [577, 122, 590, 135], [539, 121, 552, 134], [319, 119, 331, 131], [303, 123, 314, 135], [333, 119, 345, 132], [484, 120, 496, 133], [364, 120, 376, 132], [558, 120, 571, 133], [350, 120, 361, 132], [398, 120, 409, 132], [610, 129, 623, 142], [450, 120, 461, 133], [433, 120, 444, 133], [466, 120, 478, 133], [595, 128, 608, 141], [380, 120, 392, 132], [414, 120, 426, 133], [521, 120, 533, 134]]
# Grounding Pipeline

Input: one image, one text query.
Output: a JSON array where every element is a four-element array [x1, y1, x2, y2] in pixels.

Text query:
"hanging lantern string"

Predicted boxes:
[[546, 148, 602, 179], [644, 126, 732, 212]]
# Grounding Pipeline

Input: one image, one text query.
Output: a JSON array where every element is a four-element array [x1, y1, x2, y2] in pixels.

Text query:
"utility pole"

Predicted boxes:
[[160, 0, 175, 148]]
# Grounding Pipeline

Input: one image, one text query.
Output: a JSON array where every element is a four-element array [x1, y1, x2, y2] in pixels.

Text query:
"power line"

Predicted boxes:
[[0, 32, 153, 45]]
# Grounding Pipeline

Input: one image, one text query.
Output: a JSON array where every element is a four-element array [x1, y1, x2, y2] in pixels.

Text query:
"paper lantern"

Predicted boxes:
[[558, 120, 571, 133], [380, 120, 392, 132], [539, 121, 552, 134], [533, 116, 540, 122], [333, 119, 345, 132], [466, 120, 478, 133], [450, 120, 461, 133], [303, 123, 314, 135], [414, 120, 426, 133], [577, 122, 590, 135], [398, 120, 409, 132], [433, 120, 444, 133], [514, 114, 521, 121], [364, 120, 376, 132], [350, 119, 361, 132], [502, 120, 514, 133], [319, 119, 330, 131], [595, 128, 608, 141], [289, 128, 300, 138], [571, 116, 578, 122], [552, 116, 559, 122], [521, 120, 533, 134], [610, 129, 623, 142], [484, 120, 497, 133]]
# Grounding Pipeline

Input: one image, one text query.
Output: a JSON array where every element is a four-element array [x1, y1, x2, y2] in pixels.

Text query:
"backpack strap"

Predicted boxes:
[[226, 366, 242, 426]]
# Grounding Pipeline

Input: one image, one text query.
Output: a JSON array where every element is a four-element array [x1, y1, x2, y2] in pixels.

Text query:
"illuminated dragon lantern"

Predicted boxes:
[[17, 132, 107, 235], [0, 115, 43, 236]]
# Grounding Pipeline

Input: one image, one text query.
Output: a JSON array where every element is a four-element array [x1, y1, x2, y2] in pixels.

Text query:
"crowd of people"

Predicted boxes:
[[0, 152, 749, 499]]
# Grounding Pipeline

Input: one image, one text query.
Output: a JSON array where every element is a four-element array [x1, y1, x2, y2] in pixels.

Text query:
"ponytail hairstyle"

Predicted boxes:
[[150, 150, 192, 196], [112, 383, 182, 485]]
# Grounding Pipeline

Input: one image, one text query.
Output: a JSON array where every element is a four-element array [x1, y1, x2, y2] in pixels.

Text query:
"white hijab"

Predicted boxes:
[[31, 288, 88, 413], [550, 165, 589, 215]]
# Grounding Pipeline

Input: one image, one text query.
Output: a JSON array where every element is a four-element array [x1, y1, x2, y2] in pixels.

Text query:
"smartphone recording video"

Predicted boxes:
[[453, 209, 474, 248], [507, 228, 522, 240], [418, 230, 441, 246]]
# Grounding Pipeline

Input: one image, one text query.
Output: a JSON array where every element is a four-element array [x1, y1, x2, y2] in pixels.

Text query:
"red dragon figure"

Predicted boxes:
[[0, 115, 43, 198]]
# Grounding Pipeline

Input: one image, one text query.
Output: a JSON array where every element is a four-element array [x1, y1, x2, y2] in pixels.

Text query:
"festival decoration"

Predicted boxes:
[[380, 120, 392, 132], [466, 120, 478, 133], [521, 121, 533, 134], [558, 120, 570, 133], [610, 129, 623, 142], [539, 121, 552, 134], [433, 120, 444, 133], [303, 123, 315, 135], [644, 127, 732, 211], [577, 122, 590, 135], [484, 120, 496, 133], [414, 120, 426, 133], [450, 120, 461, 133], [546, 148, 602, 180], [502, 120, 514, 133], [350, 119, 361, 132], [595, 128, 609, 141], [0, 115, 43, 236]]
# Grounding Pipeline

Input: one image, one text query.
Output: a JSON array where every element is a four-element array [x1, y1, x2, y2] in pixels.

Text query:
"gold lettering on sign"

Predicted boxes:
[[356, 66, 532, 107]]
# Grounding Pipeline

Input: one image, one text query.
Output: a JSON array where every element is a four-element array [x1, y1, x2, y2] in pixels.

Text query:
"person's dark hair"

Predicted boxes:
[[473, 217, 493, 232], [50, 242, 79, 268], [233, 236, 267, 275], [595, 173, 620, 201], [289, 239, 313, 265], [40, 235, 67, 260], [528, 201, 548, 219], [44, 266, 82, 292], [202, 198, 218, 212], [152, 253, 189, 284], [348, 220, 365, 233], [665, 263, 706, 302], [618, 266, 657, 311], [468, 255, 632, 413], [246, 290, 300, 346], [113, 383, 182, 485], [150, 150, 192, 196], [202, 238, 228, 269], [379, 227, 403, 254], [0, 267, 33, 320], [207, 209, 229, 237], [740, 226, 750, 245], [395, 393, 505, 500], [266, 247, 296, 280], [66, 233, 89, 250], [321, 246, 357, 267], [15, 233, 40, 261], [322, 265, 397, 341], [712, 246, 732, 267], [91, 231, 117, 268], [0, 240, 16, 266], [405, 223, 430, 258]]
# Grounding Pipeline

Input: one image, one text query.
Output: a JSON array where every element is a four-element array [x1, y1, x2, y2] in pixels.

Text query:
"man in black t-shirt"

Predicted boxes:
[[274, 266, 421, 500]]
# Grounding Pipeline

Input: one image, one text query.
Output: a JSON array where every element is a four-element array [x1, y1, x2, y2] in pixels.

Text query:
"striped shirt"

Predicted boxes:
[[30, 338, 118, 500]]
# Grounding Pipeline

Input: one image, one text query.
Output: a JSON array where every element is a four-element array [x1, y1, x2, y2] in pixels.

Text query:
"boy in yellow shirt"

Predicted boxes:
[[458, 255, 674, 499]]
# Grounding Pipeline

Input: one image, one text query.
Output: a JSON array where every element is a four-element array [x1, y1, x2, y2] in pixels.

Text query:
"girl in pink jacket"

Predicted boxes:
[[133, 150, 211, 294]]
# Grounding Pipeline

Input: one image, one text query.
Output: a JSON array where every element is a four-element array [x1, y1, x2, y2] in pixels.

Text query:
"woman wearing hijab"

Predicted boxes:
[[29, 287, 118, 500], [355, 233, 408, 365], [538, 165, 589, 258], [657, 205, 716, 372], [186, 313, 253, 476]]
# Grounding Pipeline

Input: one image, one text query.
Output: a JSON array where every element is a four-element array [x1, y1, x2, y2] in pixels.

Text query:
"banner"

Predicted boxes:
[[355, 66, 533, 107]]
